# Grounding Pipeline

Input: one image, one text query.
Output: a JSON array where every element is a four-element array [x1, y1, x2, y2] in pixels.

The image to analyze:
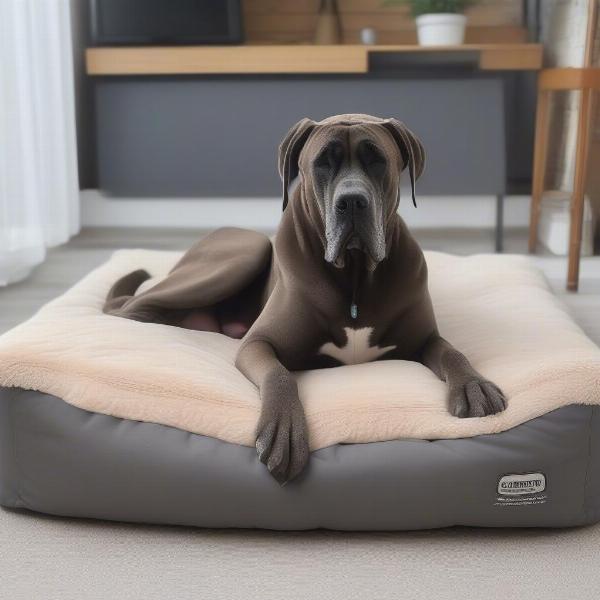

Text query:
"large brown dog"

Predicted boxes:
[[104, 114, 507, 484]]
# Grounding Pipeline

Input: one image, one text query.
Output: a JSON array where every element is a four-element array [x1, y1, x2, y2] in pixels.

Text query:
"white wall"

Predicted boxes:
[[81, 190, 531, 230]]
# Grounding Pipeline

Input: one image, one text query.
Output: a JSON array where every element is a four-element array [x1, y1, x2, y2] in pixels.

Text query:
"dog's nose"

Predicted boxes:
[[335, 193, 369, 214]]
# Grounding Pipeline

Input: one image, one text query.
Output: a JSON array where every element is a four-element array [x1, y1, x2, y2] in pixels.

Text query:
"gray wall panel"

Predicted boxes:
[[95, 77, 505, 197], [69, 0, 95, 189]]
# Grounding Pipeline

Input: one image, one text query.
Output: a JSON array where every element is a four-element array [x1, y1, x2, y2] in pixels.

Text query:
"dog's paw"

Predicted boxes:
[[448, 377, 507, 418], [256, 373, 309, 485]]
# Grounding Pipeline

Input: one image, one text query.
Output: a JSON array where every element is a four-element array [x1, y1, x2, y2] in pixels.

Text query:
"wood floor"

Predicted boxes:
[[1, 227, 599, 345]]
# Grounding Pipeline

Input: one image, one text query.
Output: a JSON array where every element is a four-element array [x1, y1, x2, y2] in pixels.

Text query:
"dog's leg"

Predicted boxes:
[[236, 340, 309, 484], [420, 335, 507, 418]]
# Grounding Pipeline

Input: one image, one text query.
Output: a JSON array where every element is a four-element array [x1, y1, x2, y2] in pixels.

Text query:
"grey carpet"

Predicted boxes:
[[1, 226, 599, 600]]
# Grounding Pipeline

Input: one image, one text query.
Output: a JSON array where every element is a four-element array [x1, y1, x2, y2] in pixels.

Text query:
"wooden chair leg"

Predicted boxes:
[[529, 89, 551, 253], [567, 88, 594, 291]]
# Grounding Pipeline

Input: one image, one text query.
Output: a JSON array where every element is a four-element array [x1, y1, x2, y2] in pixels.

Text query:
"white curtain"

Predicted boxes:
[[0, 0, 80, 286]]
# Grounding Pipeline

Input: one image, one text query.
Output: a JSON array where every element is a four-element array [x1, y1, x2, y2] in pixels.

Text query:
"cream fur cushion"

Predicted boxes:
[[1, 249, 599, 451]]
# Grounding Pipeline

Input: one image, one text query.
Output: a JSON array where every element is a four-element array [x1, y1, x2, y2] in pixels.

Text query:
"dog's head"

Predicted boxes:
[[278, 114, 425, 271]]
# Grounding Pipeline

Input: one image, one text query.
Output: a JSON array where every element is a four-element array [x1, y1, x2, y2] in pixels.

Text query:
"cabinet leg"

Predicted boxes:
[[495, 194, 504, 253]]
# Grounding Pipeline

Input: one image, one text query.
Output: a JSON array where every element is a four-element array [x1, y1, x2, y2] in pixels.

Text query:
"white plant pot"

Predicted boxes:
[[415, 13, 467, 46]]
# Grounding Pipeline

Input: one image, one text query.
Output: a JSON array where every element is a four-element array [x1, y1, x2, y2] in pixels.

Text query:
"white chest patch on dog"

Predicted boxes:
[[318, 327, 396, 365]]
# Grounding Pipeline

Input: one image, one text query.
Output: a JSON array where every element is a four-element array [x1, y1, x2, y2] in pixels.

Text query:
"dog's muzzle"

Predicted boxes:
[[324, 180, 386, 270]]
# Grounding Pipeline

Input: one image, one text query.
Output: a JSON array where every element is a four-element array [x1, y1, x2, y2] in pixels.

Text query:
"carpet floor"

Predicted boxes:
[[1, 227, 599, 600]]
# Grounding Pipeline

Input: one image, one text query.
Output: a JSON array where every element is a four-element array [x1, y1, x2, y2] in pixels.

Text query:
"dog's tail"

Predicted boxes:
[[103, 269, 151, 314]]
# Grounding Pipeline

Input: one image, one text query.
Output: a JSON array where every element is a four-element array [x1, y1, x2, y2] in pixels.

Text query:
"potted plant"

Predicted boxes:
[[384, 0, 476, 46]]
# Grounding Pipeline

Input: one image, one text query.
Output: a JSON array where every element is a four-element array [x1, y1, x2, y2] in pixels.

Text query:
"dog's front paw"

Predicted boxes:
[[448, 377, 507, 418], [256, 371, 309, 485]]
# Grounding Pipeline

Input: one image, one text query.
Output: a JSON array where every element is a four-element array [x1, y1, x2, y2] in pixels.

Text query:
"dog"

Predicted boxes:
[[104, 113, 507, 484]]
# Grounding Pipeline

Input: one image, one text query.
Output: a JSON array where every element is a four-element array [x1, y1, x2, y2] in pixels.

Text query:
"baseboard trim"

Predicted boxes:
[[81, 190, 531, 230]]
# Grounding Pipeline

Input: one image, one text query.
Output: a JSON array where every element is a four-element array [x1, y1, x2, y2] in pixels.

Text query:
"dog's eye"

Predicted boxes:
[[358, 141, 386, 171], [315, 142, 343, 172]]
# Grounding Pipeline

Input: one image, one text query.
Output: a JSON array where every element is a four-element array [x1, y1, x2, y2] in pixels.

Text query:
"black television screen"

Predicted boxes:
[[90, 0, 243, 45]]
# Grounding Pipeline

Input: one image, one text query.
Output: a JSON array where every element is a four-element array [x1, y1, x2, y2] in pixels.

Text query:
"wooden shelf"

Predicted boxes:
[[86, 44, 543, 76]]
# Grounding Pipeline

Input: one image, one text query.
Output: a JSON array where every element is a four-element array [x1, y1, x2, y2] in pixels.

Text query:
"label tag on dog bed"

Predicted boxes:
[[494, 473, 547, 507], [497, 473, 546, 496]]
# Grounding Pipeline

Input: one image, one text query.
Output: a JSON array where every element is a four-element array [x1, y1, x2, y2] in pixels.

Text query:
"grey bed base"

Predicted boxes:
[[2, 386, 600, 531]]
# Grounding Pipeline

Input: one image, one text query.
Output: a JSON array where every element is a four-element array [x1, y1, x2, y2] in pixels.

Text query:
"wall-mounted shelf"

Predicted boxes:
[[86, 44, 543, 76]]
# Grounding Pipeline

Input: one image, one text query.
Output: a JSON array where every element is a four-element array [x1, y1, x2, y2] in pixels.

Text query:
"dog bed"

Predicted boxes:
[[1, 249, 600, 530]]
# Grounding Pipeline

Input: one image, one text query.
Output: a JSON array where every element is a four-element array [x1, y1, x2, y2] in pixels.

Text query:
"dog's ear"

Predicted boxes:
[[278, 118, 317, 211], [381, 119, 425, 208]]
